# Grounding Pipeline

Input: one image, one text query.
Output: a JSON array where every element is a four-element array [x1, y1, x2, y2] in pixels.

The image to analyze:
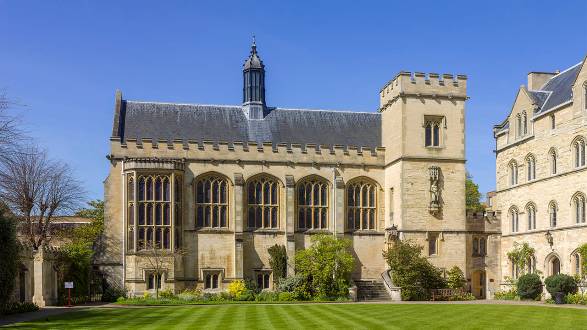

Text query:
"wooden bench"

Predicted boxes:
[[431, 288, 463, 301]]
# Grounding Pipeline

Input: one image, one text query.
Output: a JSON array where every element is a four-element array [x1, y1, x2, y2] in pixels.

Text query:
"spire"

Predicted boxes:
[[251, 35, 257, 55], [242, 37, 266, 119]]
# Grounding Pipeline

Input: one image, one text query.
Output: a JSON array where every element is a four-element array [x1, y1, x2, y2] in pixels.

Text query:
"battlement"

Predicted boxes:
[[109, 138, 386, 168], [379, 71, 467, 110]]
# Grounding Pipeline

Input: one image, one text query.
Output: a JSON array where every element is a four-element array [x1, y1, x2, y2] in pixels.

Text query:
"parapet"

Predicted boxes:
[[379, 71, 467, 110]]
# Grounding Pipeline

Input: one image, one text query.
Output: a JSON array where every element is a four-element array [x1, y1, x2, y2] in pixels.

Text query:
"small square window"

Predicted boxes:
[[204, 271, 222, 289], [428, 233, 439, 256], [147, 273, 162, 290], [256, 272, 272, 290]]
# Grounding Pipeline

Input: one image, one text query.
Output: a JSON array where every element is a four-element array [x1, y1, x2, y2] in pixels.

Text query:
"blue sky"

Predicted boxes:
[[0, 0, 586, 200]]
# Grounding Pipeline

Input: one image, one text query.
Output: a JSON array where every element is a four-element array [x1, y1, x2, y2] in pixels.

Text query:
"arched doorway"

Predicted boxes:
[[471, 270, 486, 299], [551, 257, 561, 276]]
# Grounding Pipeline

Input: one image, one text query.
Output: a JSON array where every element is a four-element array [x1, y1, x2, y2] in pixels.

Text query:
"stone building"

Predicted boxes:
[[493, 56, 587, 287], [100, 40, 493, 298]]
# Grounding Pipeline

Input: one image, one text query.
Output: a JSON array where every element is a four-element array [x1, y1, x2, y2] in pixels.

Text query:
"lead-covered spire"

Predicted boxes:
[[242, 36, 266, 119]]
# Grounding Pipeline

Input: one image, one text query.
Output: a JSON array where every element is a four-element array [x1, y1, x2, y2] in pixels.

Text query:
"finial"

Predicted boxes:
[[251, 35, 257, 54]]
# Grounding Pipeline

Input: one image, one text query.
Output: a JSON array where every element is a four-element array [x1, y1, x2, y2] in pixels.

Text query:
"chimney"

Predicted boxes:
[[527, 72, 557, 90]]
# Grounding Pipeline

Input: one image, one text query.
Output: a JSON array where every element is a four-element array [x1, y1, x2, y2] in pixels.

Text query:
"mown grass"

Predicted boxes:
[[5, 303, 587, 329]]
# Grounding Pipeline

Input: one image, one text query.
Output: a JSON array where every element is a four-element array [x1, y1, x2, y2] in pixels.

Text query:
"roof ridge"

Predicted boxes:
[[274, 107, 379, 115], [538, 62, 583, 90], [126, 100, 242, 109]]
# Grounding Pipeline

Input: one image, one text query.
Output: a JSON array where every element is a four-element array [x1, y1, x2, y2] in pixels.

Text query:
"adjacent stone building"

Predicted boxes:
[[492, 56, 587, 287], [100, 40, 498, 298]]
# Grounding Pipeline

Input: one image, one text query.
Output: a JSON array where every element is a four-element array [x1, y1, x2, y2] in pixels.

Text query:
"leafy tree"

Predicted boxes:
[[466, 172, 485, 213], [577, 243, 587, 281], [507, 242, 536, 276], [268, 244, 287, 285], [517, 273, 543, 300], [383, 239, 446, 300], [295, 234, 354, 298], [446, 266, 466, 290], [0, 210, 19, 307]]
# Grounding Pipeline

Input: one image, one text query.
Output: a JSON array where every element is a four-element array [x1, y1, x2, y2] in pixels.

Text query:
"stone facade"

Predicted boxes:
[[100, 42, 496, 298], [493, 57, 587, 290]]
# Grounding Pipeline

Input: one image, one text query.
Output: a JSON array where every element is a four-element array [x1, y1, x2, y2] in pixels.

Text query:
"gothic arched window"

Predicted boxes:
[[346, 178, 377, 231], [526, 203, 536, 230], [549, 201, 558, 228], [573, 193, 586, 224], [510, 207, 519, 233], [522, 111, 528, 135], [246, 175, 279, 229], [509, 160, 518, 186], [526, 154, 536, 181], [195, 174, 229, 228], [549, 148, 557, 175], [425, 119, 441, 147], [573, 137, 586, 168], [297, 176, 329, 230]]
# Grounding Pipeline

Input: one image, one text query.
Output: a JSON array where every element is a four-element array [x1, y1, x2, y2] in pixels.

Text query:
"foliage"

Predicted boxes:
[[577, 243, 587, 280], [544, 274, 578, 296], [446, 266, 466, 289], [177, 288, 202, 302], [0, 302, 39, 315], [159, 289, 174, 299], [565, 292, 587, 305], [227, 280, 248, 299], [73, 200, 105, 243], [383, 239, 446, 301], [268, 244, 287, 285], [255, 291, 279, 302], [516, 273, 543, 300], [276, 274, 312, 301], [0, 211, 19, 307], [466, 172, 485, 213], [294, 234, 354, 298], [507, 242, 535, 276], [101, 285, 127, 302], [494, 289, 518, 300], [277, 292, 295, 301], [448, 292, 476, 301]]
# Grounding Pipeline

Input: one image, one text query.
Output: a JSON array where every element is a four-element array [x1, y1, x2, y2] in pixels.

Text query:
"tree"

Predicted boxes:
[[466, 172, 485, 213], [295, 234, 354, 298], [140, 243, 184, 299], [268, 244, 287, 285], [446, 266, 466, 290], [0, 209, 19, 307], [507, 242, 536, 276], [383, 239, 446, 300], [0, 91, 23, 160], [0, 146, 85, 249]]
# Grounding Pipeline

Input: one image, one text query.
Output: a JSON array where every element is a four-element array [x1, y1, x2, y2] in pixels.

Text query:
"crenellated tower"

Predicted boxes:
[[380, 71, 469, 272]]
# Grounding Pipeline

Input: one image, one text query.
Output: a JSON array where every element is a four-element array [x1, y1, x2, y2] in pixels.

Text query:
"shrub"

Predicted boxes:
[[228, 280, 247, 299], [565, 292, 587, 305], [176, 288, 202, 302], [268, 244, 288, 285], [517, 273, 543, 300], [0, 212, 19, 307], [446, 266, 466, 289], [494, 289, 517, 300], [0, 302, 39, 315], [448, 292, 476, 301], [545, 274, 578, 296], [143, 291, 151, 299], [159, 289, 174, 299], [278, 292, 295, 301], [277, 275, 312, 301], [102, 285, 127, 302], [383, 239, 446, 301], [255, 291, 279, 302], [295, 234, 354, 298]]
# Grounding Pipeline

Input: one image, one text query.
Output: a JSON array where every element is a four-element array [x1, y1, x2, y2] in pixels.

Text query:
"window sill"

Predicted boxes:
[[425, 146, 443, 150], [246, 229, 284, 234], [295, 229, 331, 234], [193, 228, 233, 234], [345, 230, 384, 236]]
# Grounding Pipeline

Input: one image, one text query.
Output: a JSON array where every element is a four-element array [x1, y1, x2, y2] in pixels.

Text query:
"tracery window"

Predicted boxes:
[[573, 137, 586, 168], [247, 176, 279, 229], [574, 253, 582, 276], [509, 160, 518, 186], [510, 207, 519, 233], [573, 193, 586, 224], [526, 204, 536, 230], [549, 201, 558, 228], [204, 271, 221, 289], [134, 174, 174, 250], [522, 111, 528, 135], [526, 155, 536, 181], [297, 177, 329, 230], [516, 114, 522, 138], [549, 148, 557, 175], [195, 174, 229, 228], [346, 179, 377, 231], [425, 118, 442, 147]]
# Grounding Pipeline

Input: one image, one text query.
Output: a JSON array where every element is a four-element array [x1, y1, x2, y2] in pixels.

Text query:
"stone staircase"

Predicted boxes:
[[355, 279, 392, 301]]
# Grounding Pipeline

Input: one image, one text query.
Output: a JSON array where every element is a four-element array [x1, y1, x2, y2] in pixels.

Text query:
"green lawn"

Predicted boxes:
[[5, 304, 587, 329]]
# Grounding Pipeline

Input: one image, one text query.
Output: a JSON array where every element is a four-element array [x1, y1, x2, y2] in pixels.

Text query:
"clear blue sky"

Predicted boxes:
[[1, 0, 586, 200]]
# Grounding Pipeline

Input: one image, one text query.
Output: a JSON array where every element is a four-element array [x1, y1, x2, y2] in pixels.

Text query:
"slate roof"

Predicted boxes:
[[116, 101, 382, 148], [532, 62, 582, 115]]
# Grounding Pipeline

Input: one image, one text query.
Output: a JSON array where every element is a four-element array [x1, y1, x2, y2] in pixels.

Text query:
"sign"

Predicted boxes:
[[64, 282, 74, 289]]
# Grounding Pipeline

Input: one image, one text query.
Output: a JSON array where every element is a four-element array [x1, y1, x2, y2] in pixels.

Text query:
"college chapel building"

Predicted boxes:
[[100, 41, 499, 298]]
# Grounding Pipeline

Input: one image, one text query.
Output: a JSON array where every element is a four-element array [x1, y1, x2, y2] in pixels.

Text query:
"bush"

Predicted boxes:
[[448, 292, 476, 301], [0, 302, 39, 315], [565, 292, 587, 305], [277, 275, 312, 301], [545, 274, 578, 296], [268, 244, 288, 285], [102, 285, 127, 302], [295, 234, 354, 299], [228, 280, 247, 299], [278, 292, 295, 301], [159, 289, 174, 299], [517, 273, 543, 300], [0, 213, 19, 307], [177, 288, 202, 301], [494, 289, 518, 300], [446, 266, 466, 289], [383, 239, 446, 301], [255, 291, 279, 302]]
